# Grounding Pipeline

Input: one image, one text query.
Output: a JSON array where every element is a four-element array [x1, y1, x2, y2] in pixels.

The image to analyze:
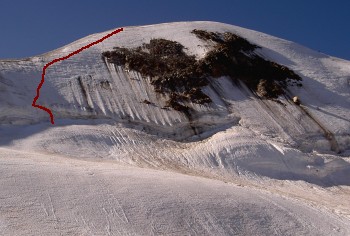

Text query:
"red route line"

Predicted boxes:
[[32, 28, 124, 124]]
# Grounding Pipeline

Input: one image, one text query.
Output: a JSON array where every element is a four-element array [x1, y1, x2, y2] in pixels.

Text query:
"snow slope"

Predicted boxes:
[[1, 21, 350, 235], [1, 147, 349, 235]]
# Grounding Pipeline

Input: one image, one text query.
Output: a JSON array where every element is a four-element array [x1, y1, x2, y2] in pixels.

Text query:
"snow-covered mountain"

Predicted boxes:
[[1, 21, 350, 235]]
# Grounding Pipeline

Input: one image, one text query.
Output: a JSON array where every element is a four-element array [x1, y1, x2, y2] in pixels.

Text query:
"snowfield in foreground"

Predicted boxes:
[[1, 148, 349, 235], [0, 21, 350, 235]]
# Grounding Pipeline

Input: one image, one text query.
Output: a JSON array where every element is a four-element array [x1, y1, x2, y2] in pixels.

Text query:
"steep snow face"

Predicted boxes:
[[1, 21, 350, 234], [1, 22, 349, 148]]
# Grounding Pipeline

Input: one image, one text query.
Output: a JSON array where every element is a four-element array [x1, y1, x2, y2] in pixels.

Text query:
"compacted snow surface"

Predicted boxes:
[[0, 21, 350, 235]]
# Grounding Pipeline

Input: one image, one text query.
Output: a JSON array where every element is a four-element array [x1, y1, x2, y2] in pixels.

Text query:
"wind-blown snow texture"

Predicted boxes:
[[1, 21, 350, 235]]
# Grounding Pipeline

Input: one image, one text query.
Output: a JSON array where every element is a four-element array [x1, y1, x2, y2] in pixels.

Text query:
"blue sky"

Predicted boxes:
[[1, 0, 349, 60]]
